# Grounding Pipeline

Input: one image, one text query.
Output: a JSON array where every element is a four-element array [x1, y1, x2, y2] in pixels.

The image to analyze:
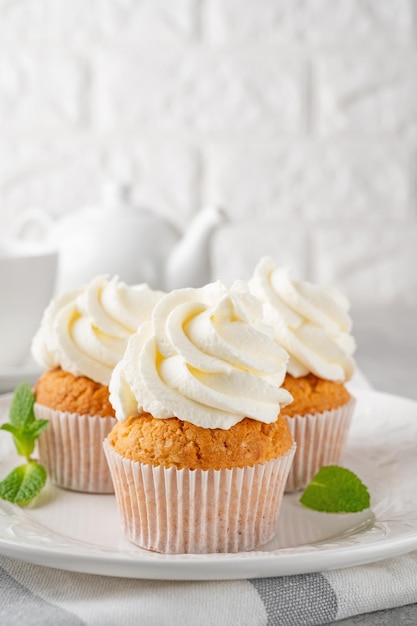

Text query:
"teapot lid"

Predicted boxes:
[[102, 180, 130, 209], [101, 180, 155, 217]]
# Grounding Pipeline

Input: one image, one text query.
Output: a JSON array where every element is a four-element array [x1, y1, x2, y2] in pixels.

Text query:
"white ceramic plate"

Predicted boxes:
[[0, 388, 417, 580]]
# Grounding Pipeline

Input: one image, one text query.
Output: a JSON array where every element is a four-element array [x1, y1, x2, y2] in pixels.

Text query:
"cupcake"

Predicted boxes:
[[104, 281, 295, 553], [31, 275, 163, 493], [247, 257, 356, 492]]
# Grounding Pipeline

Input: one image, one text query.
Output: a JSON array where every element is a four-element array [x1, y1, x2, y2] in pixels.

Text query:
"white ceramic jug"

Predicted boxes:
[[0, 223, 57, 367]]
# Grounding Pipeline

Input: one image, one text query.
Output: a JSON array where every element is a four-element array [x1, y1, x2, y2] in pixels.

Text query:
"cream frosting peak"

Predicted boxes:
[[247, 257, 356, 382], [109, 281, 293, 429], [31, 275, 164, 386]]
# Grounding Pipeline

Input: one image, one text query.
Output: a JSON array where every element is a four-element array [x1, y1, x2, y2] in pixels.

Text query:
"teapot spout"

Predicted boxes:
[[165, 206, 226, 290]]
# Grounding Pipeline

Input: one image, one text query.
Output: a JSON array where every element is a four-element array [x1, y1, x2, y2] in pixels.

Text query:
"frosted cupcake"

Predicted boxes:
[[104, 281, 295, 553], [31, 275, 163, 493], [247, 257, 356, 492]]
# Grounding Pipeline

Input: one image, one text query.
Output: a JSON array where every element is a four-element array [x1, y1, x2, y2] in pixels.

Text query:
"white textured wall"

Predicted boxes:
[[1, 0, 417, 306]]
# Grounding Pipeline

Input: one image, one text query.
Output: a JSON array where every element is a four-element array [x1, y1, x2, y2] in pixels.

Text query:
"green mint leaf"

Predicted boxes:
[[1, 422, 35, 458], [25, 419, 49, 440], [300, 465, 371, 513], [0, 423, 20, 436], [0, 384, 50, 506], [0, 462, 47, 506], [1, 383, 48, 462], [9, 382, 35, 429]]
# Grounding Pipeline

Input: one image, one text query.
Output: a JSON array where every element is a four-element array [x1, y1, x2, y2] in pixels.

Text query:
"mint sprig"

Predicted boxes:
[[0, 382, 48, 506], [300, 465, 371, 513]]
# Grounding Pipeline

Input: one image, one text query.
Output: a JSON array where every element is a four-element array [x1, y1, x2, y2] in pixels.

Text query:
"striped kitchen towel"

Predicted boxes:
[[1, 551, 417, 625]]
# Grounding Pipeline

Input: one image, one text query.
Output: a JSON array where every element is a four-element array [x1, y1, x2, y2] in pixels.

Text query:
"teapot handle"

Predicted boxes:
[[9, 207, 54, 242]]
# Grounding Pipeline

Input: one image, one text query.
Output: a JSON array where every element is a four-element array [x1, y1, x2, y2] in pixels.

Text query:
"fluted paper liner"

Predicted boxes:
[[284, 398, 356, 493], [103, 439, 296, 554], [35, 404, 116, 494]]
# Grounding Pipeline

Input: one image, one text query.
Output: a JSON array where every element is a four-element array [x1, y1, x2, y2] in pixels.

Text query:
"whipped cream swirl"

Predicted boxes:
[[110, 281, 293, 429], [31, 276, 164, 386], [247, 257, 356, 382]]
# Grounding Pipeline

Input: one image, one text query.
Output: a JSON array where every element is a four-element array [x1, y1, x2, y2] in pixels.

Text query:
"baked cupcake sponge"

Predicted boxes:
[[35, 368, 115, 417], [281, 373, 351, 418], [108, 413, 293, 470]]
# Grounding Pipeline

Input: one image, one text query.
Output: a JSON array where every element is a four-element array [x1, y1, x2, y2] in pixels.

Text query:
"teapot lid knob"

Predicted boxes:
[[101, 180, 134, 211]]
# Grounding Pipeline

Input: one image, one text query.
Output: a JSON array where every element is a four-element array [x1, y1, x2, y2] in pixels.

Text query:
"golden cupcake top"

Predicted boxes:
[[108, 413, 293, 470], [34, 368, 115, 417], [281, 373, 351, 417]]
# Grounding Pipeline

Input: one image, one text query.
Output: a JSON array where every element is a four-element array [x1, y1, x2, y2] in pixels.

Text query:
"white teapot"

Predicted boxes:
[[12, 184, 226, 293]]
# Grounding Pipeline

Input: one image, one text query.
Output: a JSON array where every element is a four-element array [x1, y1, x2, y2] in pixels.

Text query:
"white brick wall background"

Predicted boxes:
[[1, 0, 417, 308]]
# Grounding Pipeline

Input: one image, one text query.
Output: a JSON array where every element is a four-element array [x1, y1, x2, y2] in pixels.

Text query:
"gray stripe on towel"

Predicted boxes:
[[0, 565, 85, 626], [249, 573, 338, 626]]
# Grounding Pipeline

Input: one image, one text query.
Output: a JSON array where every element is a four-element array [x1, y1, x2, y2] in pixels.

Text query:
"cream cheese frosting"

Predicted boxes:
[[109, 281, 293, 429], [31, 276, 164, 386], [246, 257, 356, 382]]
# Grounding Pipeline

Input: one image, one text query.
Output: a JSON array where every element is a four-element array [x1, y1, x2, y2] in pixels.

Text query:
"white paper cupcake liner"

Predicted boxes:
[[35, 403, 116, 494], [103, 439, 296, 554], [284, 397, 356, 493]]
